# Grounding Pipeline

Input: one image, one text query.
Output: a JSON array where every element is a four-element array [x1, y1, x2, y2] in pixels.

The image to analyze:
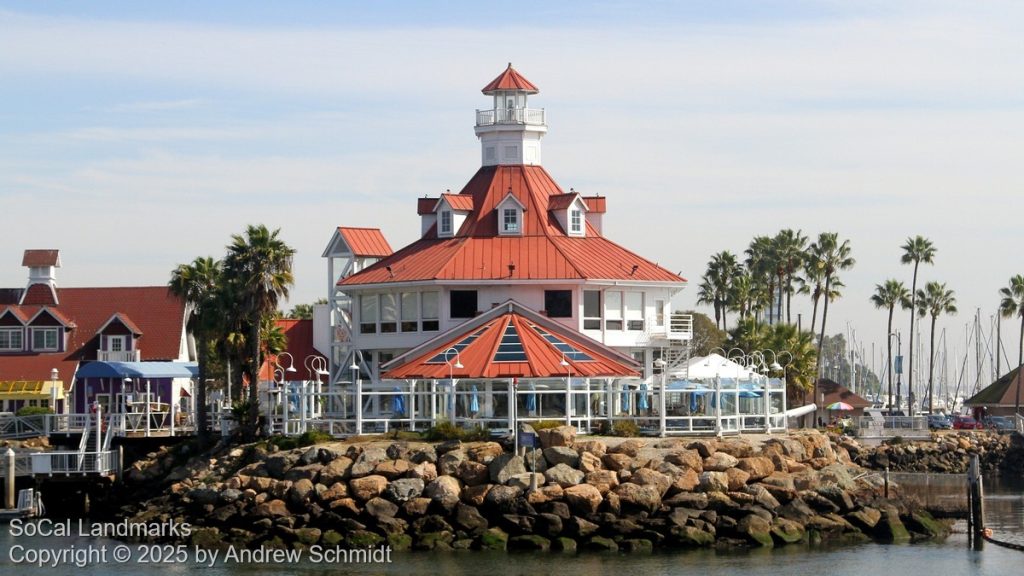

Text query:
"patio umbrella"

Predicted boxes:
[[689, 392, 699, 413], [637, 383, 649, 411], [392, 386, 405, 416], [826, 401, 854, 411], [621, 383, 630, 412], [469, 384, 480, 414], [525, 383, 537, 414]]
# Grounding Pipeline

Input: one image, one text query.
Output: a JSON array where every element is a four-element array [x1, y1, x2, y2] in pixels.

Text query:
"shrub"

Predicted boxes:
[[531, 420, 563, 431], [888, 435, 904, 445], [16, 406, 53, 417], [595, 419, 639, 437], [424, 420, 490, 442], [297, 429, 334, 447]]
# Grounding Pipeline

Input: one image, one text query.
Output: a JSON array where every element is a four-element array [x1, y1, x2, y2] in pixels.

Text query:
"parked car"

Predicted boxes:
[[927, 414, 952, 429], [952, 415, 983, 430], [983, 416, 1015, 432]]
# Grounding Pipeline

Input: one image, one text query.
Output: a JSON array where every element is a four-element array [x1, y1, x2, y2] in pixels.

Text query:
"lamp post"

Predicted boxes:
[[350, 354, 361, 435], [443, 347, 463, 424], [561, 355, 572, 427], [49, 367, 59, 419], [654, 357, 667, 437], [306, 355, 328, 420]]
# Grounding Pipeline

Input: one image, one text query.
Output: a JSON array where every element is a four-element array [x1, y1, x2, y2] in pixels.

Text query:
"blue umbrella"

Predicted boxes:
[[469, 384, 480, 414], [526, 383, 537, 413], [638, 383, 649, 411], [448, 380, 456, 416], [689, 392, 700, 413], [621, 383, 630, 412], [392, 386, 405, 416]]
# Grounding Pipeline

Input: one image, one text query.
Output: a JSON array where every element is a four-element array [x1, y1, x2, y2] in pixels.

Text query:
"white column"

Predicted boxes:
[[564, 377, 572, 427], [355, 377, 363, 435], [714, 375, 722, 437], [659, 373, 667, 437], [763, 376, 771, 433], [145, 380, 151, 437]]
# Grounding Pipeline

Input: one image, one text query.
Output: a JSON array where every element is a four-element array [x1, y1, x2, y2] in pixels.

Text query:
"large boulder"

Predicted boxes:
[[349, 475, 388, 501], [384, 478, 425, 503], [725, 467, 751, 491], [438, 449, 466, 476], [489, 454, 527, 485], [408, 462, 438, 483], [575, 439, 607, 458], [545, 463, 585, 487], [424, 476, 462, 511], [365, 497, 399, 521], [584, 470, 619, 495], [467, 442, 505, 464], [457, 461, 490, 486], [350, 447, 388, 477], [629, 468, 672, 497], [579, 452, 602, 474], [609, 439, 646, 457], [664, 449, 704, 472], [538, 425, 577, 448], [737, 514, 774, 547], [523, 449, 548, 473], [614, 483, 661, 514], [543, 446, 580, 468], [703, 452, 739, 472], [563, 484, 603, 515], [483, 485, 523, 513], [318, 456, 354, 485], [453, 502, 489, 535], [698, 471, 729, 493], [508, 473, 545, 491], [737, 457, 776, 481]]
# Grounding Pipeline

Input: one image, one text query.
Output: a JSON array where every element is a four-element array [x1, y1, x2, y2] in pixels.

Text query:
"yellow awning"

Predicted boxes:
[[0, 381, 66, 400]]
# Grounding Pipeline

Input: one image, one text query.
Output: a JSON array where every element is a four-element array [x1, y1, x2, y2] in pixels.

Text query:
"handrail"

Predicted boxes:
[[475, 107, 546, 127]]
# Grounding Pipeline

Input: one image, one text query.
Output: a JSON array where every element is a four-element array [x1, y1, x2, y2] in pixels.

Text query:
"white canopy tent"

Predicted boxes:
[[674, 353, 758, 381]]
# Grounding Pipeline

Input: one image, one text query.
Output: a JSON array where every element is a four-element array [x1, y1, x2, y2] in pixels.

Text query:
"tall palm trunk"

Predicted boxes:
[[810, 289, 821, 337], [908, 263, 919, 406], [1017, 315, 1023, 414], [777, 273, 784, 325], [815, 274, 833, 416], [928, 314, 937, 414], [886, 305, 895, 412], [786, 272, 794, 325]]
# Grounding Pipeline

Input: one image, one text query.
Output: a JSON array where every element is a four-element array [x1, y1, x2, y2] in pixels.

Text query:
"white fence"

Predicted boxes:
[[29, 450, 117, 476]]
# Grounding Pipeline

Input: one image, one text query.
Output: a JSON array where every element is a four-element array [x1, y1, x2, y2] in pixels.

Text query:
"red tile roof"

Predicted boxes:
[[340, 165, 686, 285], [441, 193, 475, 212], [817, 379, 871, 409], [0, 355, 79, 392], [259, 319, 328, 382], [21, 283, 58, 306], [337, 227, 393, 258], [482, 63, 539, 95], [0, 306, 29, 324], [22, 250, 60, 267], [418, 197, 438, 215], [383, 301, 639, 379], [96, 313, 144, 335]]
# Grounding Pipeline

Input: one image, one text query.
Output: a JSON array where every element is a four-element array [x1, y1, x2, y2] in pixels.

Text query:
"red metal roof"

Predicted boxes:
[[482, 63, 539, 95], [548, 193, 580, 211], [583, 196, 607, 214], [383, 302, 639, 380], [340, 165, 686, 285], [440, 193, 475, 212], [337, 227, 393, 258], [22, 250, 60, 267], [259, 319, 327, 382], [418, 197, 438, 215]]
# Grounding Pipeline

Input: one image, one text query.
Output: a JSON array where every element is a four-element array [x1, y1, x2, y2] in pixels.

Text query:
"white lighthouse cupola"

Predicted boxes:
[[474, 63, 547, 167]]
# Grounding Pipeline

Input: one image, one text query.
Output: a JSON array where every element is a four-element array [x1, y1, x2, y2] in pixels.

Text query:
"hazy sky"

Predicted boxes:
[[2, 1, 1022, 384]]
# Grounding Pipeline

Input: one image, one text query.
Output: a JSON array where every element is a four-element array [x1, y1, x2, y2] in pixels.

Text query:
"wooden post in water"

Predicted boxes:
[[884, 467, 890, 498], [968, 453, 985, 550], [5, 448, 15, 510]]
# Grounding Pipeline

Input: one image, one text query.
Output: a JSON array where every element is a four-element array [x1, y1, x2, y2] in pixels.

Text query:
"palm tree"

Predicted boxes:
[[803, 251, 825, 335], [999, 274, 1024, 414], [224, 225, 296, 438], [916, 282, 956, 414], [745, 236, 776, 324], [728, 320, 817, 406], [696, 278, 720, 330], [728, 271, 754, 321], [772, 229, 807, 324], [808, 232, 855, 413], [168, 256, 222, 444], [871, 280, 910, 413], [900, 235, 936, 407], [704, 251, 741, 331]]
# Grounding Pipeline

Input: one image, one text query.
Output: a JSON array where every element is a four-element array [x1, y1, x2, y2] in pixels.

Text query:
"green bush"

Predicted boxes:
[[424, 420, 490, 442], [595, 419, 640, 437], [16, 406, 53, 417], [297, 429, 334, 447], [887, 435, 904, 445], [531, 420, 563, 431]]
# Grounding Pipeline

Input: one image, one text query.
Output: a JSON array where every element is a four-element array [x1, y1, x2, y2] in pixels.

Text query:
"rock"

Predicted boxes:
[[545, 463, 585, 487], [703, 452, 739, 471], [537, 425, 577, 448], [621, 538, 654, 553], [535, 512, 563, 537], [687, 439, 717, 458], [609, 438, 646, 457], [584, 536, 619, 551], [737, 514, 774, 547], [848, 507, 882, 531], [509, 535, 551, 551], [254, 499, 290, 519], [575, 439, 607, 457], [453, 502, 489, 535], [669, 525, 715, 547], [874, 507, 911, 542], [484, 485, 523, 513], [816, 485, 855, 512], [737, 456, 776, 481], [725, 467, 751, 491], [770, 517, 806, 545], [744, 484, 781, 510], [817, 463, 857, 491], [408, 461, 438, 482], [553, 536, 578, 552], [373, 459, 412, 480], [284, 463, 322, 482], [457, 461, 490, 486], [630, 467, 672, 497], [190, 527, 224, 549], [424, 476, 462, 511], [601, 453, 633, 471], [508, 473, 545, 491], [663, 492, 708, 509], [543, 446, 580, 468], [189, 488, 220, 506], [438, 449, 466, 476], [287, 478, 315, 506], [584, 470, 619, 495], [320, 482, 348, 502], [698, 471, 730, 492], [489, 454, 527, 485], [906, 510, 949, 539], [347, 530, 385, 548], [403, 498, 431, 517], [317, 456, 352, 486], [467, 442, 505, 464], [716, 438, 756, 458], [414, 531, 453, 551], [563, 483, 603, 515], [614, 482, 661, 514], [365, 497, 399, 520], [477, 527, 508, 551], [461, 484, 493, 506], [350, 447, 388, 477], [523, 449, 548, 472], [265, 453, 300, 479], [384, 478, 425, 502], [387, 533, 413, 551], [763, 437, 808, 462], [579, 451, 602, 474], [348, 475, 388, 501], [667, 467, 701, 493], [761, 471, 796, 492], [328, 498, 361, 517], [219, 488, 243, 504]]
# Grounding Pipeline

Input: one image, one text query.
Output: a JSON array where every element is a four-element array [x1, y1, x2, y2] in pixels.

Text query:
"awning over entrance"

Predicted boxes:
[[382, 300, 640, 380], [75, 361, 199, 379], [0, 380, 65, 401]]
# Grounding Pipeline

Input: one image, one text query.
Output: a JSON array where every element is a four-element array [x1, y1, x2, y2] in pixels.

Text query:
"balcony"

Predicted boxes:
[[98, 349, 141, 362], [475, 107, 546, 127]]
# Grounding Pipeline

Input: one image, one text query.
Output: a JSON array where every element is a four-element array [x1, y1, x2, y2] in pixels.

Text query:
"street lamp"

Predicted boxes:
[[49, 368, 59, 415], [654, 357, 667, 437], [350, 354, 361, 434], [443, 347, 463, 422], [561, 355, 572, 427]]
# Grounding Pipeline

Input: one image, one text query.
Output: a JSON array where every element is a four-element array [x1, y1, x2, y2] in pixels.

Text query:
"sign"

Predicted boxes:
[[518, 431, 538, 448], [894, 355, 903, 375]]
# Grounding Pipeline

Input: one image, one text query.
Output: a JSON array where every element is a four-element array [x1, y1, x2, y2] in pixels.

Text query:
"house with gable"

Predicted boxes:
[[0, 249, 194, 424], [320, 65, 694, 435]]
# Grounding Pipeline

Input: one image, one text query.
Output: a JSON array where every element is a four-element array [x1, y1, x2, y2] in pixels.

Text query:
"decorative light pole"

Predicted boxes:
[[561, 355, 572, 427], [350, 353, 361, 435], [654, 357, 668, 437], [443, 347, 463, 424]]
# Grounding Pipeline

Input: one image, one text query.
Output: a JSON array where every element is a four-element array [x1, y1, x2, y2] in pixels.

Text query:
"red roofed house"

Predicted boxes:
[[320, 66, 694, 435], [0, 250, 193, 423], [257, 318, 330, 434]]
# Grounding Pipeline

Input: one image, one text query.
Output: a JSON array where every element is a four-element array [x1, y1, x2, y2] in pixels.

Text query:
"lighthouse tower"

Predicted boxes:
[[474, 63, 547, 166]]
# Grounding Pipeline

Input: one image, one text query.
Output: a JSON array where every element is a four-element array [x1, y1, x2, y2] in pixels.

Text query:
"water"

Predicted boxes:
[[2, 476, 1021, 575]]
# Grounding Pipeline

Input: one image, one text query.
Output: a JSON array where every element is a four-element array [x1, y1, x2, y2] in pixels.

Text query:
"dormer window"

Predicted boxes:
[[570, 208, 583, 234], [31, 327, 59, 351], [440, 210, 453, 236], [0, 328, 23, 351], [502, 208, 520, 233]]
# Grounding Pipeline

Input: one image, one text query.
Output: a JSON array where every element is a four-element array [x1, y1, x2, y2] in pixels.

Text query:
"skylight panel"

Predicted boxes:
[[492, 322, 528, 362], [528, 323, 594, 361], [426, 326, 489, 364]]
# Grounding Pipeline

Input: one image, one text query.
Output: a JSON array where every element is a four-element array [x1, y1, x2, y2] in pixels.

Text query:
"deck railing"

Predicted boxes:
[[475, 107, 546, 127], [97, 349, 141, 362], [30, 450, 117, 476]]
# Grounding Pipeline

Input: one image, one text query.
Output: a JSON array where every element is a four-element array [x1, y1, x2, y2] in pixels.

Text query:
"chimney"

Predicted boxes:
[[20, 249, 61, 306]]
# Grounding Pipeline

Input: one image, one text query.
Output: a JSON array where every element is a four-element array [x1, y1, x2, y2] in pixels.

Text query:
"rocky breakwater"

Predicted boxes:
[[118, 428, 949, 553], [842, 431, 1024, 475]]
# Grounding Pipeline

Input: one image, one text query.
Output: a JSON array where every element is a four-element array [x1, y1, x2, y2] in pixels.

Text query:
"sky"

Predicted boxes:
[[2, 1, 1022, 386]]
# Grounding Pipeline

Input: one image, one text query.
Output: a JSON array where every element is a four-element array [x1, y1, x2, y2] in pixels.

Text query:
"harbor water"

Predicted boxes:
[[1, 475, 1021, 575]]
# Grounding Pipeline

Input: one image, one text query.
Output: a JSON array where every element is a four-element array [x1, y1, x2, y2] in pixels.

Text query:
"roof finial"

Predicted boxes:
[[508, 62, 512, 68]]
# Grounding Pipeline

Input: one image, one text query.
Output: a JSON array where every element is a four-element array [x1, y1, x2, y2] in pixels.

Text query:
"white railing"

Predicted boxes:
[[0, 453, 34, 477], [98, 349, 141, 362], [669, 314, 693, 341], [1016, 414, 1023, 434], [0, 414, 49, 439], [30, 450, 117, 476], [475, 107, 546, 127]]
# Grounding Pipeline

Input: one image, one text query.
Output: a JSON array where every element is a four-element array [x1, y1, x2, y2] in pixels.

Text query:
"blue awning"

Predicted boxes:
[[75, 361, 198, 379]]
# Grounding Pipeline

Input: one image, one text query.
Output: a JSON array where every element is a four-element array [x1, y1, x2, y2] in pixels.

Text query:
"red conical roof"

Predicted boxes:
[[482, 63, 539, 95]]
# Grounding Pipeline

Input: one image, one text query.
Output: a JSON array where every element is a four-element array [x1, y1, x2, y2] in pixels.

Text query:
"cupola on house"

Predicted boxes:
[[319, 65, 704, 436]]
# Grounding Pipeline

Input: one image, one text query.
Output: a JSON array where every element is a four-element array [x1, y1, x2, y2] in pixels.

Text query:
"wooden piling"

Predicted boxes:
[[968, 453, 985, 550], [5, 448, 14, 510]]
